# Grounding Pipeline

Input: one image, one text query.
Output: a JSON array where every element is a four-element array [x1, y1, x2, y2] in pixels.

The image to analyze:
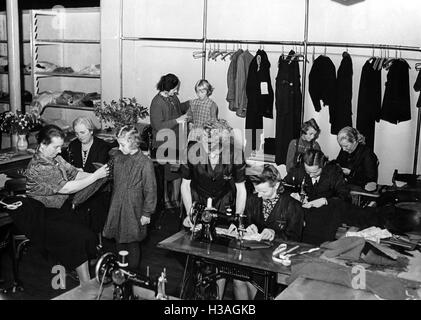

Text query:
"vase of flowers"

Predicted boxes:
[[0, 111, 41, 151], [94, 97, 149, 131]]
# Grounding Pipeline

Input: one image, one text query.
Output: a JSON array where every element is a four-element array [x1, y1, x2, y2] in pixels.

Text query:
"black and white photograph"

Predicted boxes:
[[0, 0, 420, 308]]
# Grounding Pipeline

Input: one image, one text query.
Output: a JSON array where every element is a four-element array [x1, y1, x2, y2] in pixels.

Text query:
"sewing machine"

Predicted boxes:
[[190, 198, 247, 246], [95, 251, 168, 300]]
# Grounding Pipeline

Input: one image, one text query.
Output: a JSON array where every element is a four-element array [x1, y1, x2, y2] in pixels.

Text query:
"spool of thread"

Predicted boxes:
[[118, 250, 129, 268], [206, 197, 213, 209]]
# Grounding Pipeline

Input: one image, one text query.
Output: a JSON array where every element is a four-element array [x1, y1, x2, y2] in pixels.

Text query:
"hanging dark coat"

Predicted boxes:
[[356, 59, 382, 150], [332, 52, 353, 134], [275, 51, 302, 165], [308, 55, 336, 113], [245, 49, 274, 151], [381, 59, 411, 124]]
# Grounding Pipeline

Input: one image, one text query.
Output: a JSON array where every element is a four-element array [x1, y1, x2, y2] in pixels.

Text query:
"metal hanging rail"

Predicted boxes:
[[308, 41, 421, 52], [121, 36, 204, 43]]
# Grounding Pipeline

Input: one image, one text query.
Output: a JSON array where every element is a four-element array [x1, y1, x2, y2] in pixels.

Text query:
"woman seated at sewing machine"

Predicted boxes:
[[284, 149, 384, 245], [181, 119, 247, 299], [232, 164, 304, 300]]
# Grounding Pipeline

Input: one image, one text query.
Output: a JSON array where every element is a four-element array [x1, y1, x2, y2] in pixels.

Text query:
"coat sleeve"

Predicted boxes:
[[331, 164, 350, 201], [141, 159, 157, 217], [283, 199, 304, 241], [362, 151, 378, 184]]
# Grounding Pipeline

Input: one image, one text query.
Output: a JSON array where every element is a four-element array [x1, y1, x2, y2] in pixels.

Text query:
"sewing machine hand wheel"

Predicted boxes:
[[95, 252, 118, 286]]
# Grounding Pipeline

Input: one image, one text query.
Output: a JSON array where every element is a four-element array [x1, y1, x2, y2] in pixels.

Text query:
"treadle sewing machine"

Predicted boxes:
[[181, 198, 277, 299], [190, 198, 248, 246], [95, 250, 168, 300]]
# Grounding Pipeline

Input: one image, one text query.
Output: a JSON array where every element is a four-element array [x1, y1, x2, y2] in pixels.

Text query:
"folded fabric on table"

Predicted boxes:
[[321, 236, 406, 267], [287, 259, 420, 300]]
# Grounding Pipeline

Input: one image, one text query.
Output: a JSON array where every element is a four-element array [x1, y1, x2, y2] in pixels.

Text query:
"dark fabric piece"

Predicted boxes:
[[308, 55, 336, 112], [381, 59, 411, 124], [332, 52, 353, 134], [180, 141, 245, 212], [245, 50, 274, 151], [275, 53, 302, 165], [75, 191, 111, 234], [103, 150, 157, 243], [4, 196, 97, 270], [287, 259, 419, 300], [356, 59, 382, 150], [284, 162, 350, 202], [226, 49, 244, 111], [245, 187, 304, 241], [336, 143, 378, 187]]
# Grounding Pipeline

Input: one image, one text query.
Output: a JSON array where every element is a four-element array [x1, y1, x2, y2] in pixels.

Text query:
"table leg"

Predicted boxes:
[[179, 254, 191, 299]]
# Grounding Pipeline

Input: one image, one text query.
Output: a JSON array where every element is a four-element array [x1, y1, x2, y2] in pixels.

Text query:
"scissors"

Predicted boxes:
[[0, 200, 23, 210]]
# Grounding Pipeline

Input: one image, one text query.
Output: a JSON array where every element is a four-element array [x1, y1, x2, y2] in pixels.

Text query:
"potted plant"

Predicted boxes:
[[94, 97, 149, 131], [0, 111, 41, 151]]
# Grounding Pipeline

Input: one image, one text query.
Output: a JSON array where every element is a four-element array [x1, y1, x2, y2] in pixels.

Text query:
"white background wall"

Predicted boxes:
[[101, 0, 421, 184]]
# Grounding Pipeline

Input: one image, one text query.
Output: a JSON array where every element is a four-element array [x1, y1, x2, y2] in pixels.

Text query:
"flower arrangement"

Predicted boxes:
[[0, 111, 41, 135], [94, 97, 149, 129]]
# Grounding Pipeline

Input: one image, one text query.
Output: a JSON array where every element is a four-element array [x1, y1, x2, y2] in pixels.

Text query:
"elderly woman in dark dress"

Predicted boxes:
[[103, 125, 157, 271], [63, 116, 116, 237], [180, 119, 247, 299], [336, 126, 378, 191], [24, 125, 109, 285]]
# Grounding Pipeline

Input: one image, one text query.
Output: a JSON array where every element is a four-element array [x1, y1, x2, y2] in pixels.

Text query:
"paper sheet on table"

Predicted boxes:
[[215, 227, 263, 242], [345, 226, 392, 243]]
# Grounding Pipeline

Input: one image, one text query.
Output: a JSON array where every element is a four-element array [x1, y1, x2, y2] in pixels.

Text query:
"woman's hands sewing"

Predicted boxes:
[[302, 197, 328, 209]]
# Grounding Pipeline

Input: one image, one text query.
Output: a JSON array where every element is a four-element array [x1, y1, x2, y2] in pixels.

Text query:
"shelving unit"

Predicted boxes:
[[29, 7, 101, 121], [0, 11, 33, 113]]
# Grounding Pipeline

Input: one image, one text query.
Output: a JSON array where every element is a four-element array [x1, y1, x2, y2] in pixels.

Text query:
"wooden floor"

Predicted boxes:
[[0, 208, 190, 300]]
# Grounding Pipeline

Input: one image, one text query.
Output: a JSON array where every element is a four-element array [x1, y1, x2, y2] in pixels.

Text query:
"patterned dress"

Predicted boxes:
[[103, 150, 157, 243], [186, 97, 218, 141], [26, 152, 79, 208]]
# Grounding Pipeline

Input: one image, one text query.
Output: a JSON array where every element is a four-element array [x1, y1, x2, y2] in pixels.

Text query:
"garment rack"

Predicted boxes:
[[119, 0, 421, 174]]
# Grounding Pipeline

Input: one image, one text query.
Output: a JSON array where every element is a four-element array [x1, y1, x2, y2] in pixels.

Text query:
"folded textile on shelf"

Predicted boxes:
[[77, 64, 100, 75]]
